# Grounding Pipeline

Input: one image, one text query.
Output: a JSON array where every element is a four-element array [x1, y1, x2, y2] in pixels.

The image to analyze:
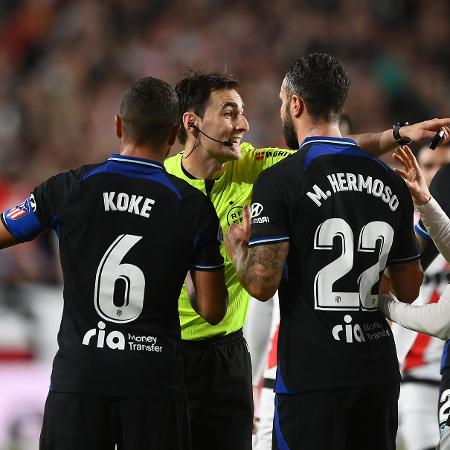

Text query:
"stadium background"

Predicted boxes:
[[0, 0, 449, 448]]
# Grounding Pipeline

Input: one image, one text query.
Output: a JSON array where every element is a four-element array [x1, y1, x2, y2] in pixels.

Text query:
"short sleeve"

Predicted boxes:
[[1, 177, 57, 242], [191, 196, 224, 271], [248, 169, 290, 247]]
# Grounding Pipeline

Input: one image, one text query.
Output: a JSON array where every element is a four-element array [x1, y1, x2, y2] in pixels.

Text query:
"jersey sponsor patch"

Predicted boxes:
[[5, 194, 36, 220], [251, 202, 270, 224], [254, 150, 291, 161]]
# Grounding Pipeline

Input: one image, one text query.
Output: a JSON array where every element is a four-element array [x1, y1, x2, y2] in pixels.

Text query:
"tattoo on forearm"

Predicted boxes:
[[240, 243, 289, 295]]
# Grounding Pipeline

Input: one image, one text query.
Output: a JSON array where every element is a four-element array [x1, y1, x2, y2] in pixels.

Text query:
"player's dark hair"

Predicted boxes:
[[119, 77, 179, 147], [284, 53, 350, 123], [175, 69, 240, 144]]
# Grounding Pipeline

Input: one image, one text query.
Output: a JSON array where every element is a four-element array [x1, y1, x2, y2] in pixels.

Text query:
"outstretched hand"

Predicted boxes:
[[393, 146, 431, 206], [401, 119, 450, 146], [225, 205, 251, 261]]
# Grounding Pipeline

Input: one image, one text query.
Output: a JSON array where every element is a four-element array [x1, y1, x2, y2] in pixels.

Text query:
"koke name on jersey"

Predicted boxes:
[[306, 172, 399, 211], [103, 192, 155, 218]]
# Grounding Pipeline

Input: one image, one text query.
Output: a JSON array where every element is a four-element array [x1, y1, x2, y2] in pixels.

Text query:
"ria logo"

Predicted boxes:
[[82, 321, 125, 350], [332, 315, 366, 343], [251, 203, 264, 218]]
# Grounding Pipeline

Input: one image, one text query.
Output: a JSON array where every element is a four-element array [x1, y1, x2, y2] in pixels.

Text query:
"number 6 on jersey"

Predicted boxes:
[[95, 234, 145, 323]]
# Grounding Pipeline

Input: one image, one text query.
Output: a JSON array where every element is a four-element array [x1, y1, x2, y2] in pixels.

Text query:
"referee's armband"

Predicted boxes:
[[2, 194, 46, 242]]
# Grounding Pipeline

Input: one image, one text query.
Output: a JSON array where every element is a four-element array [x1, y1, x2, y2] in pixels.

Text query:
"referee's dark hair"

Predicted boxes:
[[175, 69, 239, 145], [284, 53, 350, 124], [119, 77, 179, 148]]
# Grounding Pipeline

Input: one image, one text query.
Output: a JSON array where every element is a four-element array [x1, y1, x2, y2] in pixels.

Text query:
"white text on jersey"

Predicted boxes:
[[306, 173, 399, 211], [103, 192, 155, 218]]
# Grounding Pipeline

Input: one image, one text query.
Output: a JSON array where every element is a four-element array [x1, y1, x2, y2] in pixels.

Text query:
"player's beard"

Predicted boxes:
[[282, 107, 299, 150]]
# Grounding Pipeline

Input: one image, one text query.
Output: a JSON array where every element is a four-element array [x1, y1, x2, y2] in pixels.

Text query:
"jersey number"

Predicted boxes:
[[314, 218, 394, 311], [440, 389, 450, 426], [95, 234, 145, 323]]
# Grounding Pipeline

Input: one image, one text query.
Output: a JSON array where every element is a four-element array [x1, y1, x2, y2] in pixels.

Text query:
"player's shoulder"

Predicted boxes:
[[40, 163, 101, 191], [431, 162, 450, 190], [430, 162, 450, 211], [238, 142, 295, 163], [163, 170, 209, 203], [164, 151, 183, 174], [257, 147, 303, 177]]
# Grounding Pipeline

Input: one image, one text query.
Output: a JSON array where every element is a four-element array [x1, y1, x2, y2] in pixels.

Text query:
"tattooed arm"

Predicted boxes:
[[225, 205, 289, 301], [233, 242, 289, 301]]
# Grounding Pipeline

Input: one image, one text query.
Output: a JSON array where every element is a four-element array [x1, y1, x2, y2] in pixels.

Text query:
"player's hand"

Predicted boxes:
[[225, 205, 251, 260], [400, 119, 450, 146], [393, 146, 431, 206]]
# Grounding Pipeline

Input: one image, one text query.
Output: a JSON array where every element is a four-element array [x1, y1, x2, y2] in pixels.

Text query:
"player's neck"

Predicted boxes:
[[120, 143, 167, 164], [181, 144, 226, 180], [297, 122, 342, 143]]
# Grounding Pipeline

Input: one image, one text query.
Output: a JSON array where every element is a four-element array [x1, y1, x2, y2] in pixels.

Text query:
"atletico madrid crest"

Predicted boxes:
[[6, 194, 36, 221]]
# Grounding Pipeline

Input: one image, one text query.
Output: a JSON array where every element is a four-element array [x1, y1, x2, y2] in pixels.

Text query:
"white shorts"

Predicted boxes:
[[398, 381, 440, 450], [253, 386, 275, 450]]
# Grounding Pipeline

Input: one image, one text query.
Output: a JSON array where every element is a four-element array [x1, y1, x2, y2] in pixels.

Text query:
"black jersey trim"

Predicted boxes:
[[191, 263, 225, 271], [442, 341, 450, 372], [249, 236, 290, 247], [82, 161, 183, 199], [388, 254, 421, 264]]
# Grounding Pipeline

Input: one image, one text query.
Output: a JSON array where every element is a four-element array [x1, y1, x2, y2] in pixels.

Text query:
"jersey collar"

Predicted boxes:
[[299, 136, 357, 150], [108, 154, 164, 170]]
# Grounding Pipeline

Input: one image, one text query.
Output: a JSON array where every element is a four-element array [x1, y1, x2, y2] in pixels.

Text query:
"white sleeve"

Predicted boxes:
[[245, 297, 274, 385], [417, 196, 450, 264], [389, 293, 428, 368], [378, 285, 450, 340]]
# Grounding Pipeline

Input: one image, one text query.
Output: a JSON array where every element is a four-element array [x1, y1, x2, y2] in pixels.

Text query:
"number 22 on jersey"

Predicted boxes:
[[314, 218, 394, 311]]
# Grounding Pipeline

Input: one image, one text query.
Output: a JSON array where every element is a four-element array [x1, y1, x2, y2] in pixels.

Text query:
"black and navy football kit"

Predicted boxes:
[[418, 163, 450, 441], [2, 154, 224, 450], [248, 137, 420, 450]]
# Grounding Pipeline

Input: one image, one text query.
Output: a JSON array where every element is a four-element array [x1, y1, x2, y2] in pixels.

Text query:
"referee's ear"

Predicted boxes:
[[115, 115, 123, 139]]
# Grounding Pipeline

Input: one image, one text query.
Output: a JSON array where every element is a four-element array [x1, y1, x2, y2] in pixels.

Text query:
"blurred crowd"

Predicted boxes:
[[0, 0, 449, 284]]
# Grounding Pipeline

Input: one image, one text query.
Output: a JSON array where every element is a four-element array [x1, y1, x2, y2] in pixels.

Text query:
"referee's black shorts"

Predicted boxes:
[[181, 329, 253, 450], [273, 383, 399, 450], [40, 391, 190, 450]]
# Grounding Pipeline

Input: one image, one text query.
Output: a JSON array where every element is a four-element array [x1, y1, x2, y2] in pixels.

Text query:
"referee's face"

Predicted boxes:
[[200, 89, 249, 163]]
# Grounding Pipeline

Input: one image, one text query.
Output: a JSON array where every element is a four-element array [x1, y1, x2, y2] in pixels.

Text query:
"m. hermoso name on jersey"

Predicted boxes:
[[307, 172, 399, 211]]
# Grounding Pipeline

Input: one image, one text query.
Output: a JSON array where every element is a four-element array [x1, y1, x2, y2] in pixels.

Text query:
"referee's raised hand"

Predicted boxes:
[[225, 205, 251, 262]]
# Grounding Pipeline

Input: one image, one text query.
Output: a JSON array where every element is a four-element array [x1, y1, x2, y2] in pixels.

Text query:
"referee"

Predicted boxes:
[[0, 77, 227, 450]]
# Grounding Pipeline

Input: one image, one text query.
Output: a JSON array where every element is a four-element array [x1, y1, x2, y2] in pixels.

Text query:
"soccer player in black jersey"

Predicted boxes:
[[168, 69, 450, 450], [0, 77, 228, 450], [226, 53, 424, 450], [418, 162, 450, 448]]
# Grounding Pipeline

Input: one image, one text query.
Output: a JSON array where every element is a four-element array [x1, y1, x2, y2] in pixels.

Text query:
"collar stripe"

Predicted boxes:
[[108, 156, 163, 170], [300, 139, 357, 151]]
